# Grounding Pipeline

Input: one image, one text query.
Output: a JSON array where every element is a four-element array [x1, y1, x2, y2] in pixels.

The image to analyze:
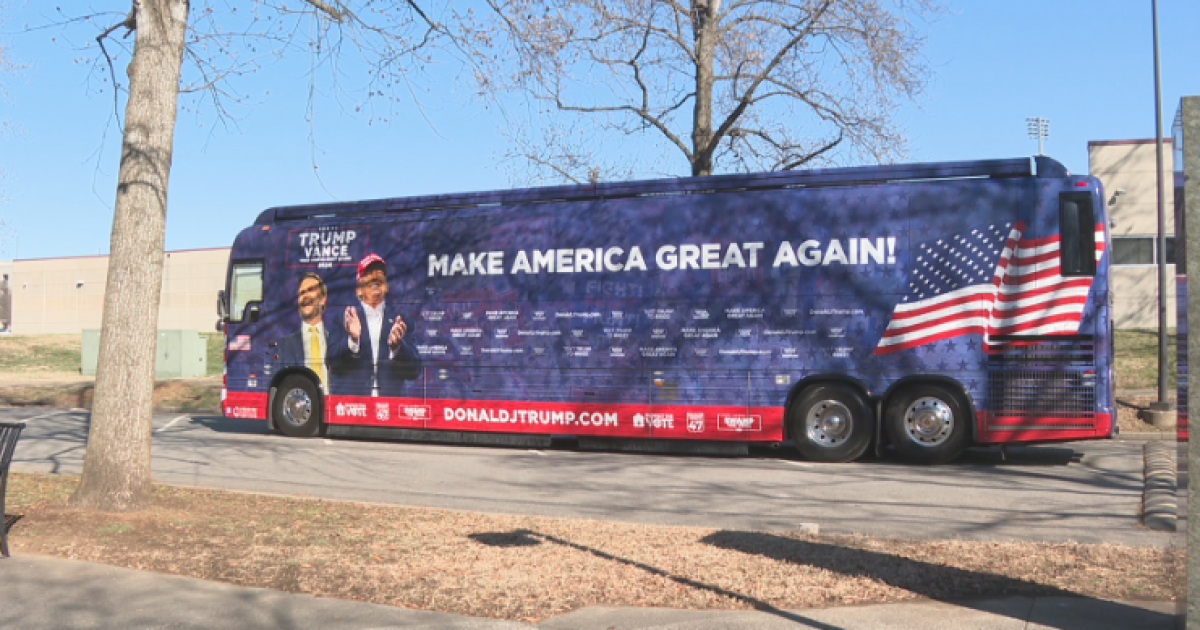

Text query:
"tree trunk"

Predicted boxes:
[[70, 0, 190, 512], [690, 0, 719, 177]]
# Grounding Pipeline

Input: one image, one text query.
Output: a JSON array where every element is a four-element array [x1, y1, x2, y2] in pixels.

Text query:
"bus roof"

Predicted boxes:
[[254, 156, 1072, 225]]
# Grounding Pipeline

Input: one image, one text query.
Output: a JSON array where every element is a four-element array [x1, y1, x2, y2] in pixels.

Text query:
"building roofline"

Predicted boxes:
[[1089, 138, 1173, 147], [14, 246, 230, 263]]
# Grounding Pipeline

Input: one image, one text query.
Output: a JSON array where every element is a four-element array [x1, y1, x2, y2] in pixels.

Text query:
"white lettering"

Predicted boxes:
[[533, 250, 555, 273], [861, 238, 885, 264], [487, 251, 504, 275], [468, 252, 488, 275], [556, 249, 574, 273], [823, 240, 848, 265], [604, 247, 624, 271], [679, 244, 701, 270], [625, 246, 648, 271], [772, 241, 798, 268], [797, 240, 822, 266], [429, 254, 449, 277], [656, 245, 678, 270], [721, 243, 746, 268], [511, 250, 532, 274], [575, 248, 596, 272]]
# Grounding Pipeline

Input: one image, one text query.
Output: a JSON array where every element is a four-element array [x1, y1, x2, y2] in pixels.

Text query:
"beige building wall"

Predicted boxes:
[[1089, 139, 1176, 329], [10, 248, 230, 335]]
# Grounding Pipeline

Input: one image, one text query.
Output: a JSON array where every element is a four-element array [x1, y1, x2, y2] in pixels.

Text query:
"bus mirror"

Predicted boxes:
[[215, 319, 225, 333], [247, 305, 261, 323], [217, 290, 228, 319]]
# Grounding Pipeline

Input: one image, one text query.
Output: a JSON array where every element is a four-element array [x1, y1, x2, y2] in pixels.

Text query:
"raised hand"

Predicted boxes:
[[344, 306, 362, 342], [388, 316, 407, 350]]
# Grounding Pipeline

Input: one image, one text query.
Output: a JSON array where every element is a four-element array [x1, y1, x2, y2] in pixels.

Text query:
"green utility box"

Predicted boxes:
[[82, 329, 207, 378]]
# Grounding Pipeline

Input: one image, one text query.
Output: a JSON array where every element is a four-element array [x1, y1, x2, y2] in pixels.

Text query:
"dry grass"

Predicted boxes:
[[0, 334, 83, 378], [0, 376, 220, 410], [1114, 329, 1178, 391], [0, 333, 224, 383], [7, 473, 1181, 622]]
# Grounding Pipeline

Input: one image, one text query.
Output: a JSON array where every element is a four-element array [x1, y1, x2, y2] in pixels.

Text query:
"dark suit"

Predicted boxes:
[[331, 302, 422, 397], [276, 321, 343, 393]]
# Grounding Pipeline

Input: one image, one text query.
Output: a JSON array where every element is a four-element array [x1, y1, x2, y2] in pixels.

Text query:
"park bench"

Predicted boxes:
[[0, 422, 24, 557]]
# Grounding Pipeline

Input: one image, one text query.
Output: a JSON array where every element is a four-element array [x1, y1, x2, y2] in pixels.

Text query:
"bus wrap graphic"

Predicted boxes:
[[876, 223, 1107, 354], [219, 157, 1116, 463]]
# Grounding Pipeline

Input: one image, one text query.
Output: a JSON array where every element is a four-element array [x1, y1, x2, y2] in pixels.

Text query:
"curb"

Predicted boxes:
[[1142, 442, 1177, 532], [156, 407, 222, 415], [1116, 431, 1178, 441]]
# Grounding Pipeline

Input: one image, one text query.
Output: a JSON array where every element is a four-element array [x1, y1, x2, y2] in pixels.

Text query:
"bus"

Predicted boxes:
[[217, 156, 1112, 464]]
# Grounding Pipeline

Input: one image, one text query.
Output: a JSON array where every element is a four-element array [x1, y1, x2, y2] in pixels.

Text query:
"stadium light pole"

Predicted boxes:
[[1026, 117, 1050, 155], [1150, 0, 1172, 413]]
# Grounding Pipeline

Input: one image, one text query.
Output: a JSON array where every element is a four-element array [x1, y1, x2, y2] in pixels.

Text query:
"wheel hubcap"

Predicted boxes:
[[281, 387, 312, 427], [806, 400, 853, 447], [903, 397, 954, 446]]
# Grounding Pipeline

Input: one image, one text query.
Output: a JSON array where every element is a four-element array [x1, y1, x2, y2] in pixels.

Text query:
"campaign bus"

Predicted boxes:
[[217, 156, 1113, 464]]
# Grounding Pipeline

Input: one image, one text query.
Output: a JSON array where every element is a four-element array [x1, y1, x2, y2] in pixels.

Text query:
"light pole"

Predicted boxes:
[[1026, 117, 1050, 155], [1149, 0, 1172, 416]]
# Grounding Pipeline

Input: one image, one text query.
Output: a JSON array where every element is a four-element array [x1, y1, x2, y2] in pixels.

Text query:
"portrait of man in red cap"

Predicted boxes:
[[335, 252, 422, 397]]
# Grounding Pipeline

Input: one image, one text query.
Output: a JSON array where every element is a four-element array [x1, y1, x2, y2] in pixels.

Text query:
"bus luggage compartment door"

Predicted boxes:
[[648, 370, 752, 440]]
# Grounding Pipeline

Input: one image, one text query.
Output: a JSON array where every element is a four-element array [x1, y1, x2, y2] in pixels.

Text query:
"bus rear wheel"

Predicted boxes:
[[273, 375, 323, 438], [789, 384, 873, 463], [885, 384, 968, 465]]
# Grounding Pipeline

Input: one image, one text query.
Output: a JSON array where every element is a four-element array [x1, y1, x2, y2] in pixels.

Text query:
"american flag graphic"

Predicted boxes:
[[875, 221, 1105, 354]]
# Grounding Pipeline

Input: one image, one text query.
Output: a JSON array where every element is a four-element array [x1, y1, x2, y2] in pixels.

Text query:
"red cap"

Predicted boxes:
[[357, 253, 386, 282]]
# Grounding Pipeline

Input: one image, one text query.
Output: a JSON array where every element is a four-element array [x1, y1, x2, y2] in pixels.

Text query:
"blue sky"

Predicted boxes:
[[2, 1, 1198, 260]]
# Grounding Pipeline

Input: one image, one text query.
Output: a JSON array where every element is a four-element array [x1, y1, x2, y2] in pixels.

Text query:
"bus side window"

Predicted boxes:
[[1059, 193, 1097, 277], [229, 262, 264, 322]]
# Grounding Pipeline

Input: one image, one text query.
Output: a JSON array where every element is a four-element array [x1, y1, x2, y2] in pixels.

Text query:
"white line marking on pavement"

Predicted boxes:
[[782, 460, 813, 468], [14, 409, 74, 424], [528, 450, 547, 456], [154, 415, 191, 433]]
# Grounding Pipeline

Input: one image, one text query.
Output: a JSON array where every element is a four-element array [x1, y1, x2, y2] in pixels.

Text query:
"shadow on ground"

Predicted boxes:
[[471, 528, 1174, 630], [700, 530, 1173, 630]]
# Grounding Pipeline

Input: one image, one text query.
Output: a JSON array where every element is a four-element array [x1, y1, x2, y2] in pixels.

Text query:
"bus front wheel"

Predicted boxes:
[[885, 384, 968, 465], [788, 384, 873, 463], [273, 375, 323, 438]]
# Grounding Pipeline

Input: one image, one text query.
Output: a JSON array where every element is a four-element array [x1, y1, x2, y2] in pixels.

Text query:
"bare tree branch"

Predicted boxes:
[[469, 0, 942, 180], [303, 0, 347, 22], [95, 5, 138, 130]]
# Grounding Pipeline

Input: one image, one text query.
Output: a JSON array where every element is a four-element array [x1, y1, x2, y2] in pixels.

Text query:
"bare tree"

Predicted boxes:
[[50, 0, 442, 512], [465, 0, 940, 180], [69, 0, 190, 512]]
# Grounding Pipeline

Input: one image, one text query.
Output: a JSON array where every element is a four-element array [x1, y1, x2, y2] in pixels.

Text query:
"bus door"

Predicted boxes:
[[222, 259, 267, 417]]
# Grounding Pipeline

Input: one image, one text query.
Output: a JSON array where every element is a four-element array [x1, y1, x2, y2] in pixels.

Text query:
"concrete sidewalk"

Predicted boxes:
[[0, 554, 1178, 630]]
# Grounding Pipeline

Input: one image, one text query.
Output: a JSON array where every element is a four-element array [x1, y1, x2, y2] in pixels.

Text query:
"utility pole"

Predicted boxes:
[[1027, 117, 1050, 155]]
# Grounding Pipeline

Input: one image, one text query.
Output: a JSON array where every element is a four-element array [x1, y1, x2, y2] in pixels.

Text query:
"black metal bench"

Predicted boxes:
[[0, 422, 24, 557]]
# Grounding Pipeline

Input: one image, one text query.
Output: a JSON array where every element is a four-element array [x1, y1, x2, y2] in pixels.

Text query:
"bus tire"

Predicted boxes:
[[885, 384, 968, 465], [789, 384, 873, 463], [273, 375, 323, 438]]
